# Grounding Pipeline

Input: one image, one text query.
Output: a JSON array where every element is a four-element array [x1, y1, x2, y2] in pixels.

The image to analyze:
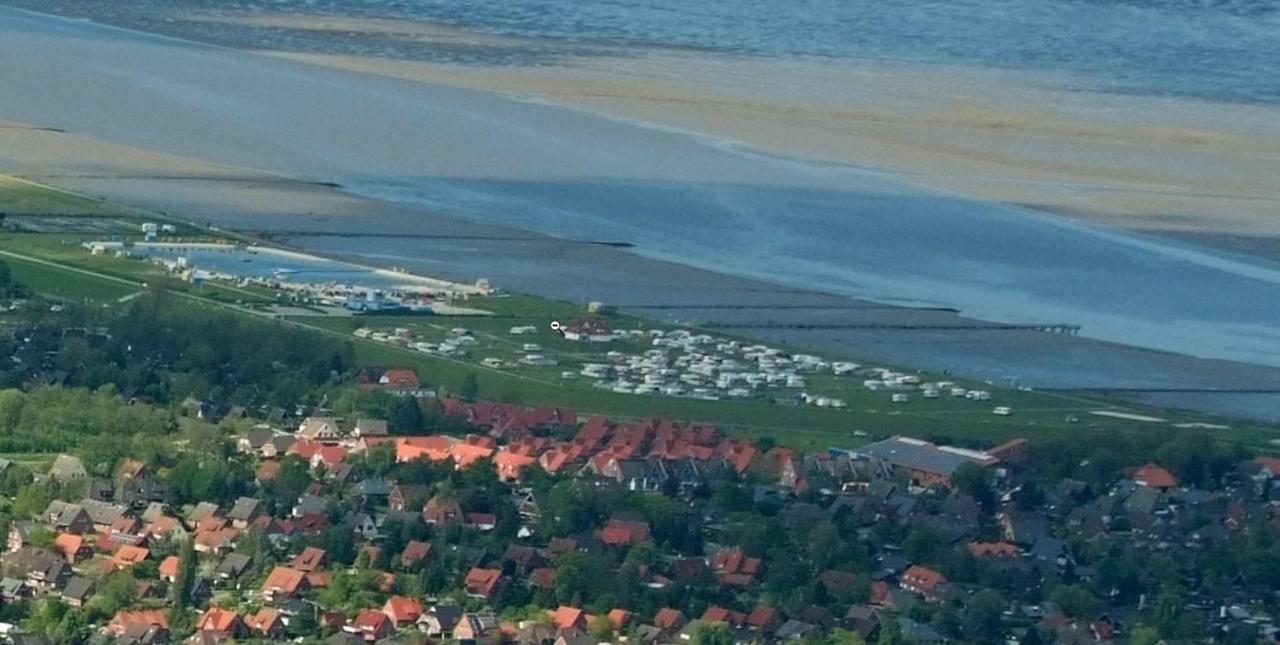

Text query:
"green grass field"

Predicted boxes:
[[0, 175, 1275, 452]]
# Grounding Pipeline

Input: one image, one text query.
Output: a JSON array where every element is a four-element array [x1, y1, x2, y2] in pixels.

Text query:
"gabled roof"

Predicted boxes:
[[551, 606, 585, 630], [227, 497, 261, 522], [654, 608, 686, 630], [1133, 463, 1178, 489], [262, 566, 307, 594], [464, 567, 502, 596], [158, 555, 180, 579], [901, 565, 947, 592], [196, 607, 241, 633]]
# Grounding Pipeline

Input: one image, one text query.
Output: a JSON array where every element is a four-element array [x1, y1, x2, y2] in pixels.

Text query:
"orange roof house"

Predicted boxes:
[[494, 450, 537, 482], [1133, 463, 1178, 489], [348, 609, 395, 641], [112, 545, 150, 569], [395, 436, 453, 463], [599, 519, 650, 547], [383, 595, 423, 625], [901, 565, 948, 599], [653, 608, 685, 631], [747, 605, 780, 632], [401, 540, 433, 567], [53, 533, 88, 563], [968, 541, 1020, 558], [451, 442, 495, 469], [551, 606, 587, 630], [711, 547, 762, 586], [195, 607, 245, 636], [106, 609, 169, 637], [158, 555, 181, 582], [464, 567, 503, 599], [289, 546, 327, 572], [245, 608, 285, 637], [424, 495, 462, 525], [607, 609, 631, 630], [261, 566, 309, 601], [701, 606, 747, 628]]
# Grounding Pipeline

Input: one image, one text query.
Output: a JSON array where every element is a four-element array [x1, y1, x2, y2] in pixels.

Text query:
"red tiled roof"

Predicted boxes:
[[465, 567, 502, 597], [600, 519, 650, 546], [112, 545, 150, 567], [1257, 456, 1280, 477], [246, 608, 282, 633], [902, 565, 948, 593], [551, 606, 586, 630], [383, 596, 423, 624], [968, 541, 1020, 558], [262, 566, 307, 594], [196, 607, 241, 633], [107, 610, 169, 636], [401, 540, 432, 566], [1133, 463, 1178, 489], [158, 555, 180, 579], [653, 608, 685, 630], [747, 605, 778, 629], [607, 609, 631, 629]]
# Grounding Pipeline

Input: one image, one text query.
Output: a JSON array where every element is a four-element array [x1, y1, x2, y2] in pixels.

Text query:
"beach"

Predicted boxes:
[[2, 4, 1280, 420]]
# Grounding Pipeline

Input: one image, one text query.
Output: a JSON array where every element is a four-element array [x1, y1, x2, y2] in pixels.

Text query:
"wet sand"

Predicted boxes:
[[2, 6, 1280, 422], [207, 12, 1280, 257]]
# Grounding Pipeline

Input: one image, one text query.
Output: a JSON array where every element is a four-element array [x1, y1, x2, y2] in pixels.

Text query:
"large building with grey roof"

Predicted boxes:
[[857, 436, 1001, 488]]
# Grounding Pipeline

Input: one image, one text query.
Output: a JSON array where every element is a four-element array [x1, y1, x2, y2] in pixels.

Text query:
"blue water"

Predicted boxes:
[[293, 0, 1280, 104]]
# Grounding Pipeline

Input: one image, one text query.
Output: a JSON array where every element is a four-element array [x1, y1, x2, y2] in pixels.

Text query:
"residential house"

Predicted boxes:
[[48, 455, 87, 483], [261, 566, 309, 603], [289, 547, 327, 572], [388, 484, 429, 513], [297, 416, 344, 443], [105, 609, 169, 638], [216, 553, 252, 586], [195, 607, 246, 639], [346, 610, 394, 642], [417, 605, 463, 638], [226, 497, 263, 529], [61, 575, 94, 608], [401, 540, 432, 569], [711, 547, 762, 586], [464, 567, 503, 599], [551, 606, 587, 631], [653, 608, 686, 632], [2, 547, 67, 593], [452, 612, 499, 641], [245, 608, 285, 639], [901, 565, 948, 601], [353, 418, 389, 438], [383, 595, 424, 625]]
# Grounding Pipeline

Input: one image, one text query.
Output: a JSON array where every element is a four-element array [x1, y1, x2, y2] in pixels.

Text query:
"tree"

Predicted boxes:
[[589, 615, 615, 641], [690, 621, 734, 645], [876, 617, 903, 645], [53, 607, 89, 644], [11, 484, 48, 519], [167, 538, 198, 625], [1049, 584, 1099, 619], [1129, 626, 1160, 645], [961, 589, 1005, 642], [459, 373, 480, 402], [952, 463, 994, 511], [90, 572, 137, 618]]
